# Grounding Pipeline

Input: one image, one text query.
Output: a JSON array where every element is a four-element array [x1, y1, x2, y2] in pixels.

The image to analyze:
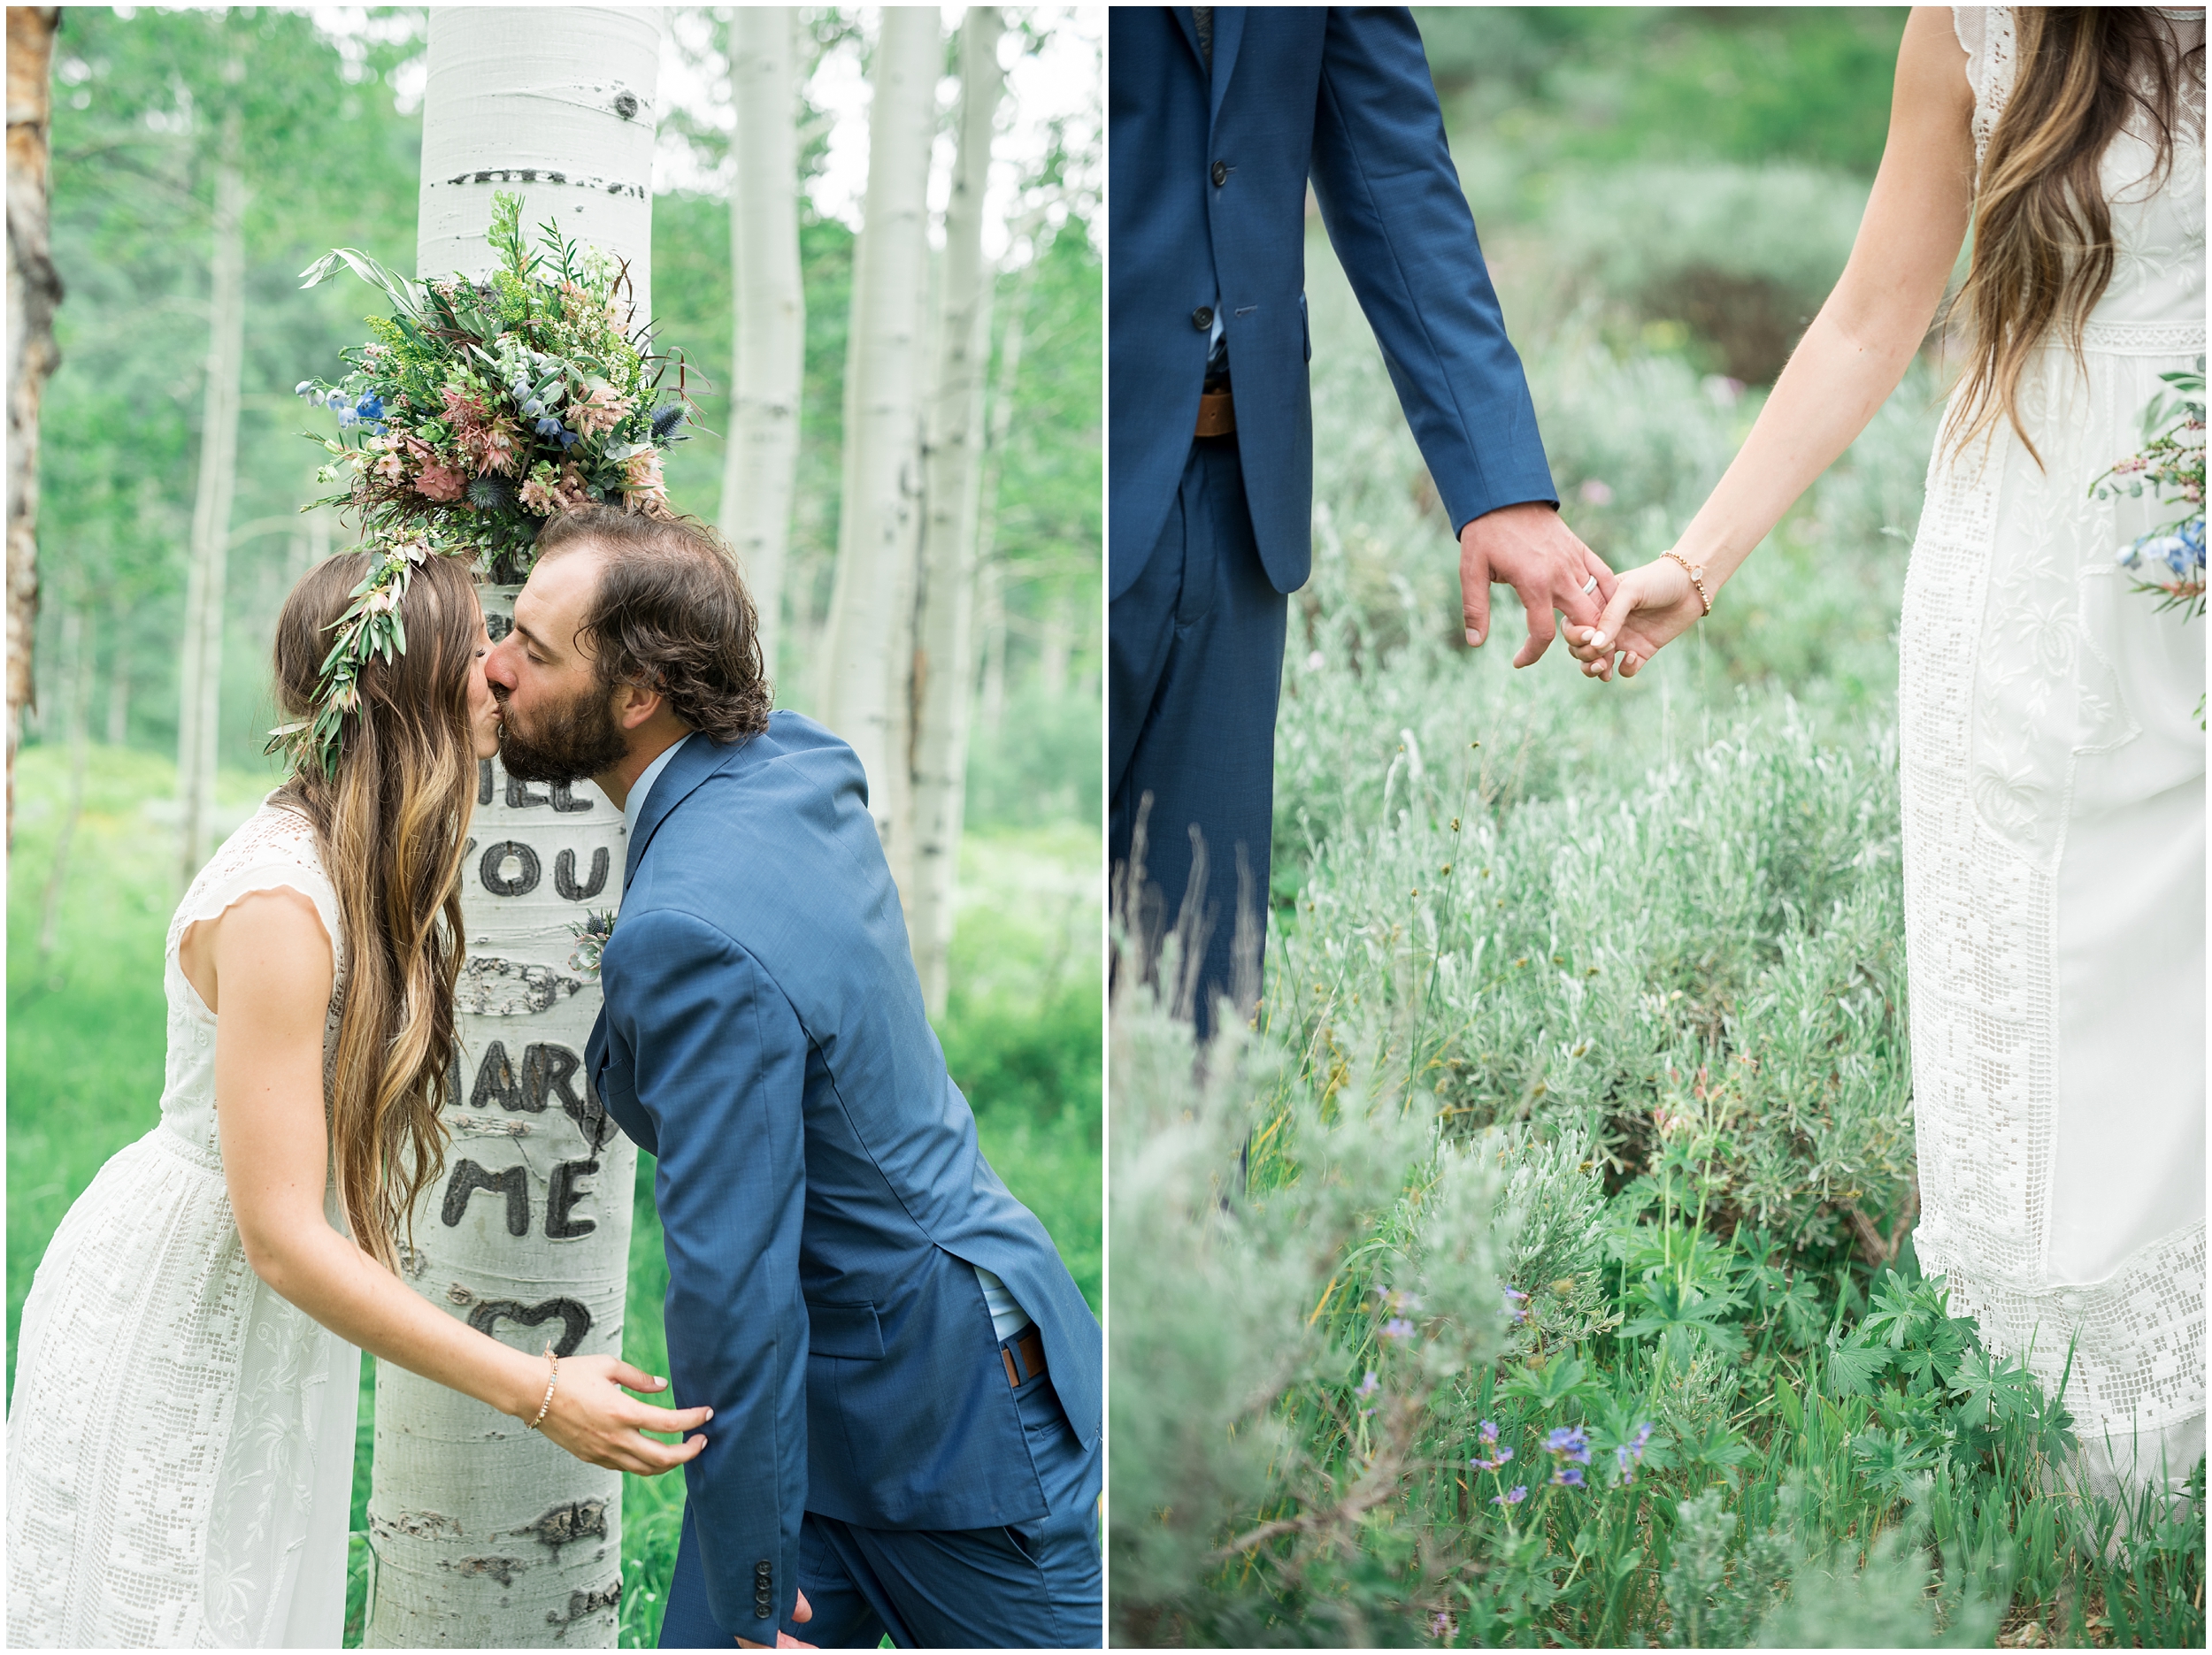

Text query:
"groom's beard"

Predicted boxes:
[[495, 681, 630, 784]]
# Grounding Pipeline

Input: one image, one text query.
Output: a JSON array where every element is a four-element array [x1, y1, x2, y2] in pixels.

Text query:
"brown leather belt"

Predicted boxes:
[[1001, 1326, 1047, 1389], [1195, 387, 1236, 438]]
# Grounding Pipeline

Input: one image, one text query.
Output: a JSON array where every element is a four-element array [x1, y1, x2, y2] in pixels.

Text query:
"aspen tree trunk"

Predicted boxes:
[[104, 599, 129, 747], [365, 10, 660, 1647], [819, 7, 938, 862], [35, 601, 86, 963], [909, 8, 1005, 1013], [7, 5, 63, 848], [971, 238, 1040, 746], [720, 7, 803, 690], [175, 113, 246, 887]]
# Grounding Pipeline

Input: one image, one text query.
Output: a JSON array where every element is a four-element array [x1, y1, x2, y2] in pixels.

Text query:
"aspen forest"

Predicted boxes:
[[5, 8, 1102, 1647]]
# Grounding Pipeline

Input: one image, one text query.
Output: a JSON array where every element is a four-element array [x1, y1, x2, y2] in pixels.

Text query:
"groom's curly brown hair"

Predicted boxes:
[[534, 505, 773, 744]]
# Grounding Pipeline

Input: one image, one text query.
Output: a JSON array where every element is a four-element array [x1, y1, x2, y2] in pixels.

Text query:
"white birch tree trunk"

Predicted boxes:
[[720, 7, 804, 692], [365, 11, 660, 1647], [909, 8, 1005, 1013], [819, 7, 938, 862], [175, 115, 246, 887], [971, 237, 1039, 747]]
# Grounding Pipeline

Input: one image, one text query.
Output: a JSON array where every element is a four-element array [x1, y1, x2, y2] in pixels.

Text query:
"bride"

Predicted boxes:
[[6, 551, 711, 1647], [1571, 6, 2204, 1506]]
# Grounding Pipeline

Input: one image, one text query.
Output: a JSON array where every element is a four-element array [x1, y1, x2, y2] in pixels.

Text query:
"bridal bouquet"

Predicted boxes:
[[294, 189, 689, 578], [2093, 360, 2205, 619], [274, 192, 692, 779]]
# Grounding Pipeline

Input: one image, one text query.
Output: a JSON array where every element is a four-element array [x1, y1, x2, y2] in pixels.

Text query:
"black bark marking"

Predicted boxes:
[[486, 613, 513, 642], [442, 1160, 529, 1237], [554, 847, 609, 900], [546, 1158, 600, 1240], [517, 1497, 608, 1548], [471, 1041, 532, 1111], [521, 1043, 579, 1112], [480, 840, 541, 896], [478, 758, 494, 806], [505, 771, 550, 809], [572, 1066, 616, 1151], [550, 781, 592, 813], [467, 1296, 591, 1357], [449, 1555, 526, 1586]]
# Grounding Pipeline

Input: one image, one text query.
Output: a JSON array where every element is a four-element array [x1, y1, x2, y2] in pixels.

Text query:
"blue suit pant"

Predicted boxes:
[[1109, 435, 1287, 1039], [657, 1364, 1101, 1649]]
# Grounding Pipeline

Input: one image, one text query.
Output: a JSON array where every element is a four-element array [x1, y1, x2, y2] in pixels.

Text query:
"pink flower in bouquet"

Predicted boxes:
[[518, 467, 559, 515], [371, 441, 409, 483], [467, 415, 522, 477], [552, 462, 595, 511], [618, 446, 666, 508], [414, 462, 466, 502], [568, 377, 632, 440]]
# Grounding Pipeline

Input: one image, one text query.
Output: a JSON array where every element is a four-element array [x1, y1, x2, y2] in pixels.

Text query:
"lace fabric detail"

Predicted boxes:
[[1903, 47, 2207, 1483], [7, 798, 359, 1646]]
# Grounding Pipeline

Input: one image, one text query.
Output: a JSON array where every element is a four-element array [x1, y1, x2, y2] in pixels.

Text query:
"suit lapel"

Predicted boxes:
[[1208, 6, 1245, 133], [622, 733, 730, 891], [1172, 5, 1202, 73]]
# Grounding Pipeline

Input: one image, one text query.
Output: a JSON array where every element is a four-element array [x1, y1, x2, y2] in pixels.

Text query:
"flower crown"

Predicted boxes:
[[272, 191, 694, 781]]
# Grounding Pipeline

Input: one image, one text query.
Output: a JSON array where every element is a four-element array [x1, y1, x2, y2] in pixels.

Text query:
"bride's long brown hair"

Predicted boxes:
[[1948, 7, 2204, 465], [271, 552, 480, 1268]]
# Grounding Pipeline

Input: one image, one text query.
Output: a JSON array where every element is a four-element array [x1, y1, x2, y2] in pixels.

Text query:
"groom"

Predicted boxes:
[[1111, 6, 1614, 1035], [485, 507, 1102, 1649]]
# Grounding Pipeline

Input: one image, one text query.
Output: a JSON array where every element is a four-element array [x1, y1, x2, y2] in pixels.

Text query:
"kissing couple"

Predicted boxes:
[[9, 507, 1103, 1649]]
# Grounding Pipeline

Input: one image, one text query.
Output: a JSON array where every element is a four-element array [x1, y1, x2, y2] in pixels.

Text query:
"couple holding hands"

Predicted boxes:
[[1114, 4, 2200, 1510]]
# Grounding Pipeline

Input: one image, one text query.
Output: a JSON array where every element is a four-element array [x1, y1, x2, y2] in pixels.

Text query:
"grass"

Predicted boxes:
[[4, 742, 1099, 1649], [1104, 218, 2203, 1646]]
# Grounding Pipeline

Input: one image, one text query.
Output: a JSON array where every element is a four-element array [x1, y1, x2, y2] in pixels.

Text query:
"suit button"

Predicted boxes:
[[1211, 159, 1229, 187], [1191, 306, 1213, 331]]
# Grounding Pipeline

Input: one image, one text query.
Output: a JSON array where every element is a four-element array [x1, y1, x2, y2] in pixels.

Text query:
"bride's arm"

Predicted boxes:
[[1572, 6, 1978, 678], [197, 888, 710, 1475]]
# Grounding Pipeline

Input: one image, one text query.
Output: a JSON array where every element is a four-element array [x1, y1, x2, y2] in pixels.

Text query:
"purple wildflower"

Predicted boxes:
[[1545, 1425, 1592, 1465], [1469, 1445, 1514, 1472], [1355, 1370, 1379, 1400], [1479, 1420, 1500, 1445], [1492, 1484, 1528, 1506], [1382, 1317, 1417, 1342], [1502, 1286, 1530, 1322], [1617, 1421, 1655, 1485], [1553, 1465, 1586, 1489]]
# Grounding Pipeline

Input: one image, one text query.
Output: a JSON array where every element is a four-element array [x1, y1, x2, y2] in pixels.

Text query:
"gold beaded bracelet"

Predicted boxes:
[[525, 1345, 559, 1431], [1661, 548, 1713, 617]]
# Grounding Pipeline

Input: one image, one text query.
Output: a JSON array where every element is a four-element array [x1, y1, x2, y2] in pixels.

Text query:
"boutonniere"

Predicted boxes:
[[567, 909, 618, 980]]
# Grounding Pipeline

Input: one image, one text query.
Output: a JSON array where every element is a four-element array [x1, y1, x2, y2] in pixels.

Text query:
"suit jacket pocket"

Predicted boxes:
[[806, 1299, 885, 1361]]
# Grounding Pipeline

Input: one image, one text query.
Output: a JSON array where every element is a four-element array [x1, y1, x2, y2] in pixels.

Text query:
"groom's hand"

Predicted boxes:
[[734, 1587, 813, 1648], [1459, 502, 1615, 667]]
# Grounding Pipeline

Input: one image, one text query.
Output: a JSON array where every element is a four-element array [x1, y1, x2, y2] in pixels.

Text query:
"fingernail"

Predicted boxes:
[[1465, 629, 1481, 647]]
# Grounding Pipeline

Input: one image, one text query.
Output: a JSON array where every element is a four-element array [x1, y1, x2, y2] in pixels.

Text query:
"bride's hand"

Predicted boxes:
[[1564, 554, 1706, 681], [532, 1352, 712, 1475]]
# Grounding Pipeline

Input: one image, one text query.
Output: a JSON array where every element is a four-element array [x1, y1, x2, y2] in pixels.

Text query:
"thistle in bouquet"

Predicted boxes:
[[293, 189, 695, 579], [2092, 358, 2204, 620]]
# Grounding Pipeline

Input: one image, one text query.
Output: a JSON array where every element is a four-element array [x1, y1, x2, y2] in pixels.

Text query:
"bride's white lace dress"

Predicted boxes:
[[7, 800, 360, 1647], [1902, 7, 2206, 1503]]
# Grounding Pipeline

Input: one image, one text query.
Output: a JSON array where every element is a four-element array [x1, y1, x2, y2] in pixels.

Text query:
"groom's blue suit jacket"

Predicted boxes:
[[584, 714, 1102, 1635], [1110, 5, 1556, 600]]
